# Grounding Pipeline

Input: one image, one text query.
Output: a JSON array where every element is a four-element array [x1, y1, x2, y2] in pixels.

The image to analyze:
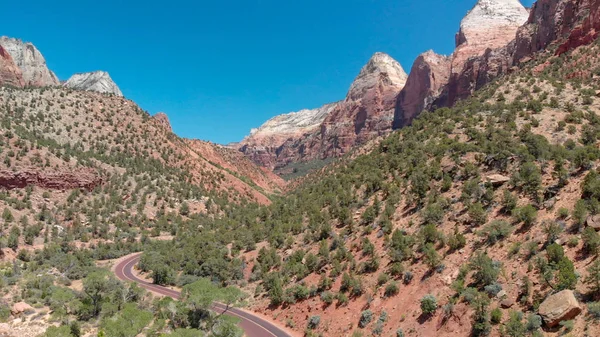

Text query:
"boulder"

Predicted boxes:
[[500, 298, 514, 308], [587, 214, 600, 230], [486, 174, 510, 186], [11, 301, 33, 315], [538, 290, 582, 327]]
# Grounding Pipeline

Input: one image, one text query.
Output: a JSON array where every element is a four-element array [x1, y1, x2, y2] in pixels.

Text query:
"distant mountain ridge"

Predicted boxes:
[[0, 36, 123, 97], [237, 52, 408, 171]]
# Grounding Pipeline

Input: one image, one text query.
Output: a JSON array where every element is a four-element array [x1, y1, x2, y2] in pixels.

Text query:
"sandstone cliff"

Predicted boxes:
[[392, 51, 452, 128], [0, 37, 59, 87], [65, 71, 123, 96], [447, 0, 600, 107], [0, 168, 102, 191], [0, 45, 24, 88], [453, 0, 529, 72], [238, 52, 407, 171]]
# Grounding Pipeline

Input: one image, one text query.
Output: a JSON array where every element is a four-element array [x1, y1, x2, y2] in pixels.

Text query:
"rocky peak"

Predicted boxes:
[[0, 36, 59, 87], [64, 71, 123, 97], [346, 52, 408, 101], [393, 51, 452, 128], [152, 112, 172, 133], [453, 0, 529, 72], [457, 0, 530, 47]]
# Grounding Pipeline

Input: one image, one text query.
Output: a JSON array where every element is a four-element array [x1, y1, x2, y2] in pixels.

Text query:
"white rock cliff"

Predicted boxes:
[[64, 71, 123, 97], [0, 36, 59, 87]]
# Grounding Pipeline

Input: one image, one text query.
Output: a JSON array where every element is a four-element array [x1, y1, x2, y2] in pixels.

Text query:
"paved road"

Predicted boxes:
[[114, 253, 293, 337]]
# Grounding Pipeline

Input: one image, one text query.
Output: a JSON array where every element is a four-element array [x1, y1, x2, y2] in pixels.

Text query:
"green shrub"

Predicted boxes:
[[504, 311, 525, 337], [384, 282, 399, 297], [490, 307, 502, 324], [420, 294, 438, 315], [546, 243, 564, 264], [337, 293, 348, 306], [512, 205, 538, 227], [588, 302, 600, 320], [526, 314, 542, 332], [307, 315, 320, 330], [320, 291, 334, 305], [479, 220, 512, 244], [583, 227, 600, 255], [470, 251, 499, 287], [359, 310, 373, 328], [555, 257, 577, 291]]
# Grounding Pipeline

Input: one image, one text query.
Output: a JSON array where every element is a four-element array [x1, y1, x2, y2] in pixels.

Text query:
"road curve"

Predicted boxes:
[[114, 253, 293, 337]]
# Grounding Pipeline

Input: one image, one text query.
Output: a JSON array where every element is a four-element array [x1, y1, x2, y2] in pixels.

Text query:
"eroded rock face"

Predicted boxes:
[[538, 290, 582, 327], [393, 51, 452, 128], [317, 53, 407, 157], [65, 71, 123, 97], [0, 37, 59, 87], [393, 0, 527, 129], [395, 0, 600, 128], [453, 0, 529, 72], [0, 168, 103, 191], [239, 52, 407, 170], [0, 45, 24, 87]]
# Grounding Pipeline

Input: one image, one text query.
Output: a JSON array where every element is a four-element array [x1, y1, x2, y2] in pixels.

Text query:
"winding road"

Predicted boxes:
[[114, 253, 293, 337]]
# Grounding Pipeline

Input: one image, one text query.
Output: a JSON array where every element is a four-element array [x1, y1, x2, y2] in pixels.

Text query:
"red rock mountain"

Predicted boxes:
[[237, 52, 407, 171], [395, 0, 600, 129], [395, 0, 529, 128]]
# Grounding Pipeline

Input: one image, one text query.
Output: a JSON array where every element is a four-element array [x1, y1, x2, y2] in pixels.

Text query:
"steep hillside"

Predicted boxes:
[[237, 52, 407, 174], [0, 85, 283, 262], [142, 38, 600, 337]]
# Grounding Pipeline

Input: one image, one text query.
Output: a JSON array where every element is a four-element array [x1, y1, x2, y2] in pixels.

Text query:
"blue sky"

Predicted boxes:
[[3, 0, 535, 144]]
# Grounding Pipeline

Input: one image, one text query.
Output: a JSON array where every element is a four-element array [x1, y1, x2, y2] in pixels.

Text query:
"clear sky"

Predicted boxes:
[[3, 0, 535, 144]]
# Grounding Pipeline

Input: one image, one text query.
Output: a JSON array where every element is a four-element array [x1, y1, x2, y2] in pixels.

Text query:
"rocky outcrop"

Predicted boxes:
[[393, 51, 451, 128], [0, 45, 24, 87], [0, 37, 59, 87], [152, 112, 172, 133], [65, 71, 123, 96], [0, 168, 103, 191], [239, 52, 407, 170], [538, 290, 582, 327], [11, 302, 33, 315]]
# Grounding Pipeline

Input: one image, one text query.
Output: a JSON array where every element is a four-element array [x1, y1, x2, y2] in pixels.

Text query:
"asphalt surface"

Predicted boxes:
[[114, 253, 292, 337]]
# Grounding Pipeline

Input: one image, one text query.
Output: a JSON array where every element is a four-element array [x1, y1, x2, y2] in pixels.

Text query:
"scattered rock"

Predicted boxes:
[[496, 290, 507, 299], [586, 215, 600, 230], [11, 302, 33, 315], [485, 174, 511, 186], [538, 290, 582, 327], [544, 198, 556, 209], [501, 298, 514, 308]]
